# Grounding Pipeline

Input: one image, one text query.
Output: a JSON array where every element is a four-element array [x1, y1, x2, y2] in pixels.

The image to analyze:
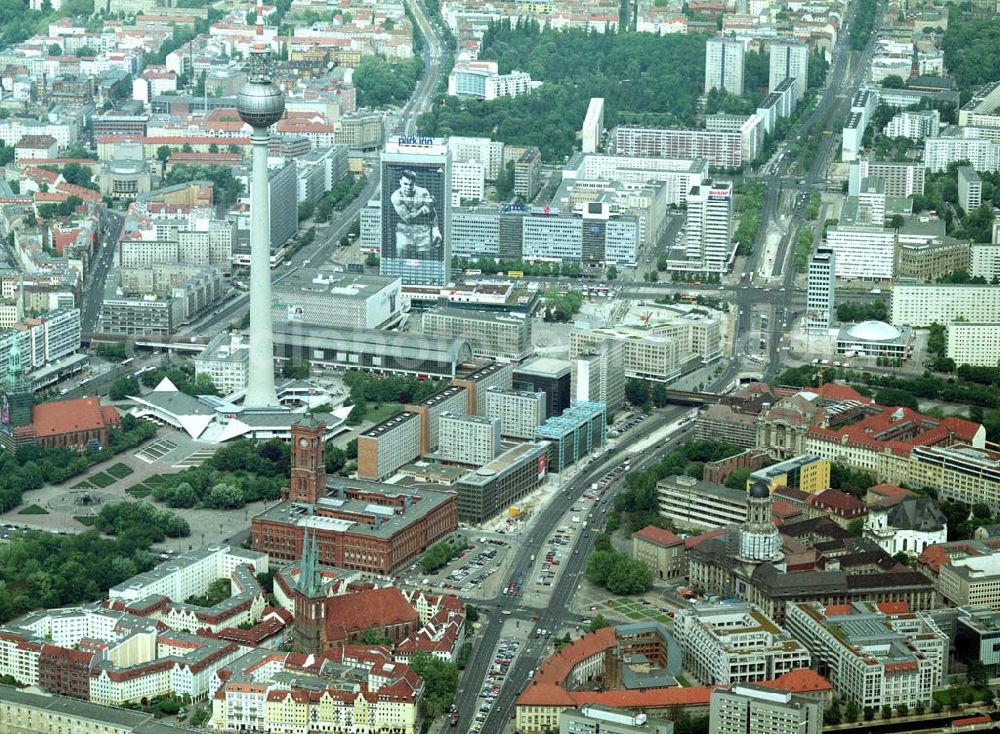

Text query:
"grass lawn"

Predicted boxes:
[[106, 463, 134, 480], [624, 611, 643, 620], [144, 474, 168, 487], [74, 516, 97, 526], [88, 472, 116, 488], [127, 486, 152, 499], [18, 504, 49, 515], [364, 402, 405, 425], [655, 615, 671, 623], [676, 675, 690, 687], [72, 481, 94, 490]]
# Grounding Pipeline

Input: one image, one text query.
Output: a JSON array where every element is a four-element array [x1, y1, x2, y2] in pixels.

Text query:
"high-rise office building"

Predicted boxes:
[[683, 182, 734, 273], [705, 38, 745, 96], [806, 247, 835, 330], [768, 40, 809, 101], [380, 138, 452, 286]]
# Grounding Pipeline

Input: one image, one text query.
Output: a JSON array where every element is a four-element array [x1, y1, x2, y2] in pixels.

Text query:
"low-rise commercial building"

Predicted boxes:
[[272, 270, 402, 330], [194, 332, 248, 395], [455, 441, 550, 523], [421, 308, 532, 361], [938, 551, 1000, 609], [534, 401, 606, 473], [658, 475, 747, 531], [272, 322, 473, 379]]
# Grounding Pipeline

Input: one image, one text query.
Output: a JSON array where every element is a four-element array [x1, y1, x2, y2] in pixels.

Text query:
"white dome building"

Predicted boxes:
[[836, 320, 912, 361]]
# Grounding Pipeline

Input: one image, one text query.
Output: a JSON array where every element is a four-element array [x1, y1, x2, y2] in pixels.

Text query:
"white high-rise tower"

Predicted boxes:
[[237, 0, 284, 408]]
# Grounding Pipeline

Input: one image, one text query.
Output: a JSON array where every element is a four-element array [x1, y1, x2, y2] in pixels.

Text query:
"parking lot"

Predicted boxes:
[[467, 634, 521, 734], [392, 535, 512, 599]]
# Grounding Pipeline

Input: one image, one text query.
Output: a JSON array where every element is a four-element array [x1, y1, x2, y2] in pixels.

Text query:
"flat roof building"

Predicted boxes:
[[452, 360, 514, 415], [750, 455, 830, 495], [674, 602, 810, 685], [272, 321, 473, 379], [437, 412, 501, 466], [405, 385, 469, 455], [455, 441, 550, 523], [357, 411, 422, 481], [514, 357, 573, 419], [421, 307, 532, 361], [658, 475, 747, 531], [272, 270, 402, 330], [534, 401, 606, 473], [485, 386, 547, 439], [710, 684, 823, 734], [785, 601, 947, 710]]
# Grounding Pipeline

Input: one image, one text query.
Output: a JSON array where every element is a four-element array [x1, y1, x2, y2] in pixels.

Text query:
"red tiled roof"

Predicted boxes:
[[531, 627, 616, 689], [758, 668, 833, 693], [324, 587, 419, 640], [876, 601, 909, 615], [771, 500, 802, 519], [632, 525, 683, 548], [953, 715, 992, 726], [32, 397, 119, 437], [684, 528, 726, 550], [823, 604, 852, 616], [869, 483, 912, 498], [807, 490, 866, 518], [569, 686, 713, 709]]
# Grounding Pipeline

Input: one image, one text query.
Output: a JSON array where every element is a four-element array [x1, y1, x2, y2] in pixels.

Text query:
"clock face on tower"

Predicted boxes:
[[299, 438, 309, 448]]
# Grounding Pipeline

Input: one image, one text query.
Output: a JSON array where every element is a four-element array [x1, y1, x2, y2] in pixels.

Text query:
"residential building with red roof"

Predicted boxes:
[[785, 600, 946, 710], [632, 525, 685, 580]]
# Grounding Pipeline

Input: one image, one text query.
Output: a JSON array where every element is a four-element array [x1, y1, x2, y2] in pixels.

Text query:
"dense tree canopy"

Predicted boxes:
[[354, 57, 423, 107], [943, 8, 1000, 88], [419, 20, 711, 159], [165, 165, 244, 206]]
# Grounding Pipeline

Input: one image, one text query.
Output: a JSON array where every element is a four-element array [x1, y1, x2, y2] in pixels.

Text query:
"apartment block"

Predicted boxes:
[[356, 411, 422, 481], [958, 165, 983, 212], [674, 602, 811, 685], [613, 127, 743, 169], [485, 387, 546, 439], [705, 38, 745, 96], [768, 40, 809, 101], [451, 360, 513, 416], [890, 284, 1000, 326], [437, 412, 501, 466], [404, 386, 469, 455]]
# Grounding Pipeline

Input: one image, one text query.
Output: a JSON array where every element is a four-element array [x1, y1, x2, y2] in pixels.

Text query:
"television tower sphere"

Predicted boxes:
[[236, 49, 285, 128]]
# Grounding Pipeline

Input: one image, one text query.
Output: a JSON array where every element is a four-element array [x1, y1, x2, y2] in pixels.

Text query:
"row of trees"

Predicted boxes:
[[451, 256, 586, 279], [732, 180, 766, 256], [420, 538, 464, 573], [342, 370, 444, 425]]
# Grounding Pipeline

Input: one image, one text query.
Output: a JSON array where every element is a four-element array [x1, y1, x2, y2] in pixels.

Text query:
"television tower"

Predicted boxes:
[[237, 0, 283, 408]]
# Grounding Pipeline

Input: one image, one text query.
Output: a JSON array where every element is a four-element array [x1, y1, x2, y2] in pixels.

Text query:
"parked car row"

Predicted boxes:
[[469, 638, 520, 733]]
